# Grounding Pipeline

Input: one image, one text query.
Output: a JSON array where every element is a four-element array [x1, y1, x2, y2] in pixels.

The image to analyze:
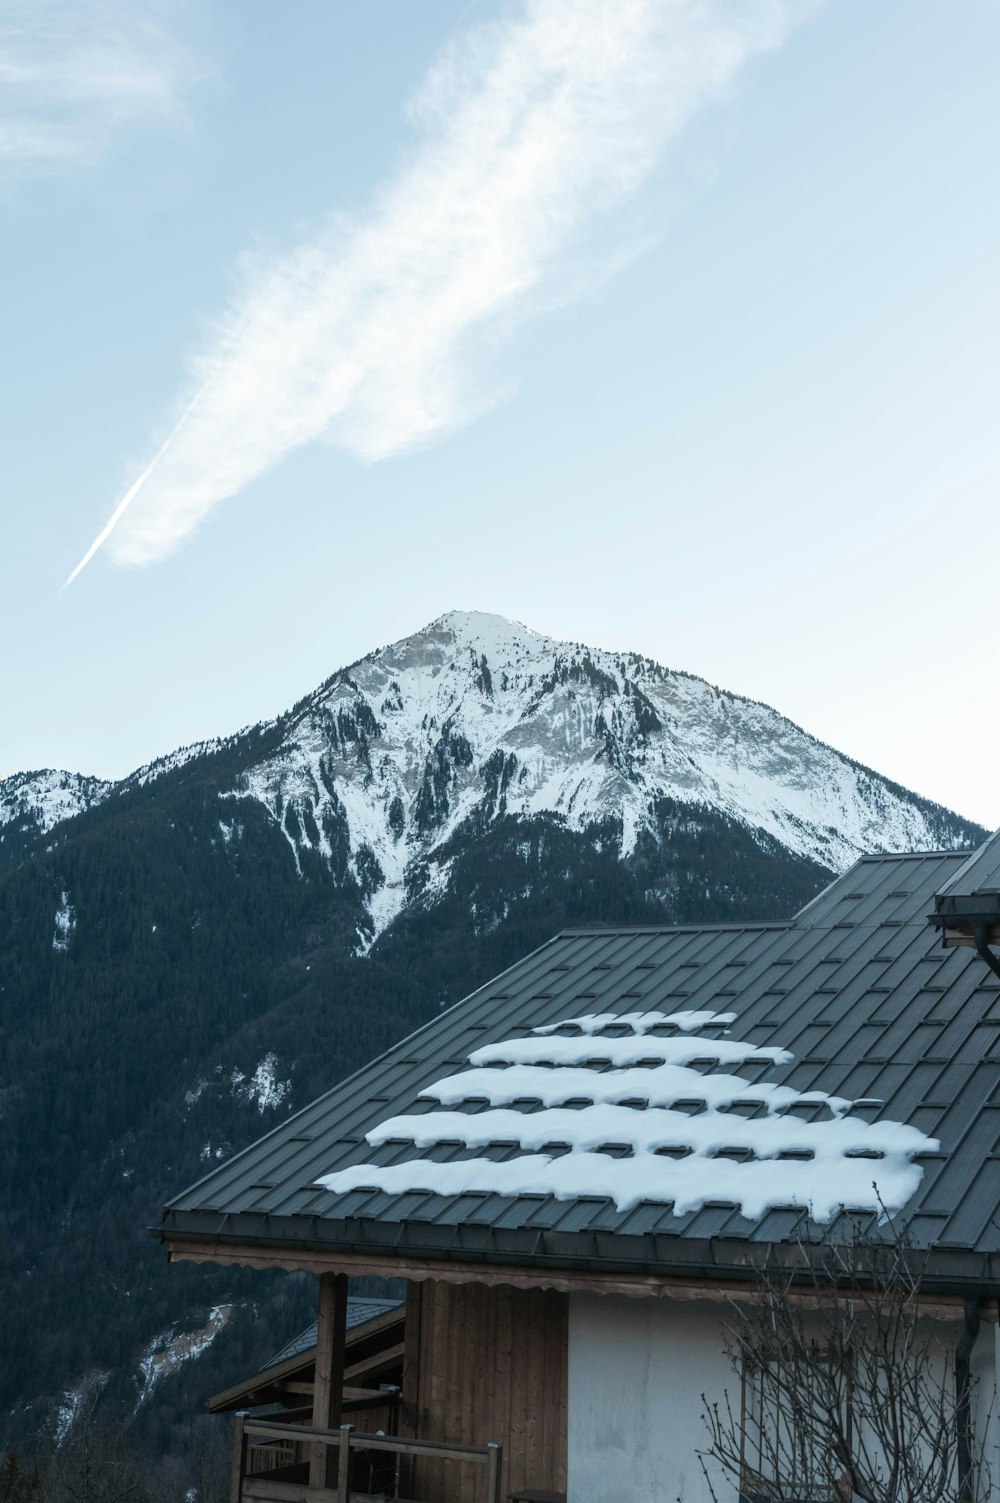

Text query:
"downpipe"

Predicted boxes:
[[973, 921, 1000, 984], [956, 1295, 981, 1503]]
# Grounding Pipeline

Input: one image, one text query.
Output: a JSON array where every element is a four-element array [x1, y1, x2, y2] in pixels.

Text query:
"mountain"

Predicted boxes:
[[0, 768, 112, 860], [220, 609, 973, 938], [3, 609, 976, 920], [0, 611, 984, 1472]]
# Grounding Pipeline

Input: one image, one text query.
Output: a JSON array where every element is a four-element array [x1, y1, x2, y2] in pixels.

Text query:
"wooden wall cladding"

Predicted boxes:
[[402, 1279, 567, 1502]]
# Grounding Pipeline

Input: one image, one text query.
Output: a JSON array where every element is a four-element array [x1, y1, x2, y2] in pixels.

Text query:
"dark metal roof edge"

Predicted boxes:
[[789, 848, 967, 925], [935, 830, 1000, 899], [855, 849, 975, 864], [554, 921, 789, 937], [155, 1212, 1000, 1294], [790, 851, 874, 923]]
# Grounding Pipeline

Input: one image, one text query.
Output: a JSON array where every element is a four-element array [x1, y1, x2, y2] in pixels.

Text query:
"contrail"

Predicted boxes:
[[71, 0, 817, 574], [63, 384, 205, 588]]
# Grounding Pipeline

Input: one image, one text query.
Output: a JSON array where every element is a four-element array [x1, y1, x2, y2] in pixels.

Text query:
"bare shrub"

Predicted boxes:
[[699, 1221, 992, 1503]]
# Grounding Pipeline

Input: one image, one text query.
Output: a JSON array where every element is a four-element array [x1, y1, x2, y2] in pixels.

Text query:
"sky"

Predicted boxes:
[[2, 0, 999, 827]]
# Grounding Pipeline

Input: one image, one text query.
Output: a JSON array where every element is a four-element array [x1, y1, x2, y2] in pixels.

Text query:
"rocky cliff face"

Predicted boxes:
[[0, 767, 112, 859], [224, 610, 975, 942], [4, 610, 974, 941]]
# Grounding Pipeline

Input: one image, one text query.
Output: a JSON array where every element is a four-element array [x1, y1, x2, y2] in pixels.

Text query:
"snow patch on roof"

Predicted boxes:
[[317, 1010, 937, 1222], [534, 1009, 737, 1036], [467, 1029, 789, 1072]]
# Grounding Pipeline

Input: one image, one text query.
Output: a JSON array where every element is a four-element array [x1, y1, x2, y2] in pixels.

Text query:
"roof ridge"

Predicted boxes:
[[853, 849, 971, 863], [556, 922, 789, 936]]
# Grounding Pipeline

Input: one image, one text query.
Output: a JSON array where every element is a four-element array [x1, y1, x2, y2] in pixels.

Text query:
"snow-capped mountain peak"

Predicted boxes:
[[1, 613, 977, 943], [225, 612, 974, 945], [0, 768, 113, 854]]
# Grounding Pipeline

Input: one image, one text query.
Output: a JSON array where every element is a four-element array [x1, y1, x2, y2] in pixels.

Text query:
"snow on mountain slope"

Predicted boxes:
[[1, 736, 246, 858], [1, 612, 975, 936], [0, 768, 113, 851], [228, 610, 973, 943], [123, 737, 227, 789]]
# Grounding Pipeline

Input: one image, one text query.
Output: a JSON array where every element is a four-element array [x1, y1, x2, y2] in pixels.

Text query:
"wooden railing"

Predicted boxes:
[[231, 1413, 503, 1503]]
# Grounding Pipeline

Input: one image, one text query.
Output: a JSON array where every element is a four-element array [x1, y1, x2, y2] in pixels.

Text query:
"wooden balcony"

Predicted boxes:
[[232, 1413, 503, 1503], [217, 1275, 565, 1501]]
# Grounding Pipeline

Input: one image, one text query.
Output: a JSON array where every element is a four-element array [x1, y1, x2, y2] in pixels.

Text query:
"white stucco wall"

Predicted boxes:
[[567, 1292, 733, 1503], [567, 1292, 1000, 1503]]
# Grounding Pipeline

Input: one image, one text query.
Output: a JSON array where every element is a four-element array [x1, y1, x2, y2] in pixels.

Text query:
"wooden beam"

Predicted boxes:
[[166, 1236, 998, 1324], [243, 1482, 339, 1503], [207, 1303, 404, 1413], [243, 1419, 490, 1457], [344, 1340, 405, 1383], [309, 1272, 348, 1489]]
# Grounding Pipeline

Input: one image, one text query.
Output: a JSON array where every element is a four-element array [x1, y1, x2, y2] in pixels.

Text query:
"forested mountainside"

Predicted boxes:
[[0, 611, 984, 1477], [0, 768, 112, 862]]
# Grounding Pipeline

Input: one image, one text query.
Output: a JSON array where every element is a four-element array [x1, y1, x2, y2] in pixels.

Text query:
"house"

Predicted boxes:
[[155, 828, 1000, 1502]]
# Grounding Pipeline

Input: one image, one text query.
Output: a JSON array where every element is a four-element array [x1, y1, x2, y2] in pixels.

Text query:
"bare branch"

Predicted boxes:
[[699, 1220, 993, 1503]]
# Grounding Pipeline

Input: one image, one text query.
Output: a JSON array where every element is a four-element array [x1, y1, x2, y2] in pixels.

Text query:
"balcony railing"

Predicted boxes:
[[232, 1413, 503, 1503]]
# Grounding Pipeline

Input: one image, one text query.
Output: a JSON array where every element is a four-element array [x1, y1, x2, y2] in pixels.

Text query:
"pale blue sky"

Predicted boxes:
[[2, 1, 999, 826]]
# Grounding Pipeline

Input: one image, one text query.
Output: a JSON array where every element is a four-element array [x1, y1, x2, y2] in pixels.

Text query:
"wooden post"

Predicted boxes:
[[336, 1424, 354, 1503], [399, 1278, 423, 1436], [229, 1411, 248, 1503], [398, 1279, 423, 1497], [486, 1441, 503, 1503], [309, 1271, 349, 1489]]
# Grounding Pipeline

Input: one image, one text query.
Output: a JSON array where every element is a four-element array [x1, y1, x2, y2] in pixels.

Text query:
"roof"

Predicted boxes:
[[931, 829, 1000, 950], [264, 1296, 404, 1370], [207, 1295, 404, 1414], [158, 842, 1000, 1288], [936, 828, 1000, 900]]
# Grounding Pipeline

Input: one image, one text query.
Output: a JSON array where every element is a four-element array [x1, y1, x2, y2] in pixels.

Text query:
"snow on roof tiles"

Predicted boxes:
[[317, 1011, 936, 1222], [160, 843, 1000, 1266]]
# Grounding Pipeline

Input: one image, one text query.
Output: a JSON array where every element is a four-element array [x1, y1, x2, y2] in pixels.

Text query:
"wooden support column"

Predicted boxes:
[[229, 1411, 248, 1503], [309, 1271, 349, 1489], [485, 1441, 503, 1503], [400, 1279, 423, 1438], [397, 1279, 423, 1497]]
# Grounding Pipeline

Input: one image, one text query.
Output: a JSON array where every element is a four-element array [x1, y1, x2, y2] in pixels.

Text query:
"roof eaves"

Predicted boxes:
[[156, 1211, 1000, 1294]]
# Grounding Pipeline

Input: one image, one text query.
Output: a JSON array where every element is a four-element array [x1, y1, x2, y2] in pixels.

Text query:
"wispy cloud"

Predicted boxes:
[[0, 1, 201, 169], [73, 0, 816, 576]]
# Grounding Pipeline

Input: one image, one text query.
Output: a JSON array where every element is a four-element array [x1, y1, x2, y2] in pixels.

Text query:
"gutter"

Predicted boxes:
[[972, 922, 1000, 984], [152, 1213, 1000, 1296], [928, 898, 1000, 982]]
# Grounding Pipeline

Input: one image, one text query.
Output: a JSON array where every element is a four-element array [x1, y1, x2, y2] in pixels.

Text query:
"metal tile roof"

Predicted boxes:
[[158, 845, 1000, 1286], [264, 1296, 404, 1370], [937, 828, 1000, 899]]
